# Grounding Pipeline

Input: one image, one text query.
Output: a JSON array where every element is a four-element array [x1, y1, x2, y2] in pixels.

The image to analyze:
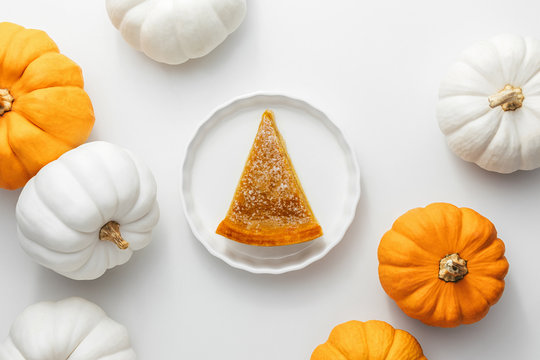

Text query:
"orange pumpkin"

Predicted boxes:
[[311, 320, 427, 360], [378, 203, 509, 327], [0, 22, 94, 189]]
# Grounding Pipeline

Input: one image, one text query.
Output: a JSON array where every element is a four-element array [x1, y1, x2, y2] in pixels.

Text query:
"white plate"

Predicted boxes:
[[181, 93, 360, 274]]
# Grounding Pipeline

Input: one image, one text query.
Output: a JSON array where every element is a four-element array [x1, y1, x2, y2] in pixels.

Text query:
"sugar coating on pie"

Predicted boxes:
[[216, 109, 323, 246]]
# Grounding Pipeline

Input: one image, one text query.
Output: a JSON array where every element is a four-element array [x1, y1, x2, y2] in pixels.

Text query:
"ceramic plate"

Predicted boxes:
[[181, 93, 360, 273]]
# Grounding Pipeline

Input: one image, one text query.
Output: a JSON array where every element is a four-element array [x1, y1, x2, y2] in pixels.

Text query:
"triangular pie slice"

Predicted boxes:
[[216, 109, 323, 246]]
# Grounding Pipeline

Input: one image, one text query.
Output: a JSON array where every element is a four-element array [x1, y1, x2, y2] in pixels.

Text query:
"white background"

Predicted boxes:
[[1, 0, 540, 358]]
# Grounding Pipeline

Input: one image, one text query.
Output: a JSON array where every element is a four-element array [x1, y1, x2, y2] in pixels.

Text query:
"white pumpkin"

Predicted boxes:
[[0, 297, 135, 360], [16, 141, 159, 280], [106, 0, 247, 65], [437, 34, 540, 173]]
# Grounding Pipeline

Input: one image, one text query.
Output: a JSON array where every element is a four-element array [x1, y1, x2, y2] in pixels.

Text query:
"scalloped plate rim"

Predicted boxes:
[[180, 91, 361, 274]]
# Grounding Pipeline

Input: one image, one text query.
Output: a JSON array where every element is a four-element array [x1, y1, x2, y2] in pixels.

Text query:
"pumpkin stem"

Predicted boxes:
[[0, 88, 13, 115], [438, 253, 468, 282], [488, 84, 524, 111], [99, 221, 129, 250]]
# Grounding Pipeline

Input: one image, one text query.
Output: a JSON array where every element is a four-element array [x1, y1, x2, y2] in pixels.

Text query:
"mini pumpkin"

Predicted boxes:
[[0, 297, 135, 359], [311, 320, 427, 360], [0, 22, 94, 189], [16, 141, 159, 280], [437, 34, 540, 173], [378, 203, 509, 327], [106, 0, 247, 65]]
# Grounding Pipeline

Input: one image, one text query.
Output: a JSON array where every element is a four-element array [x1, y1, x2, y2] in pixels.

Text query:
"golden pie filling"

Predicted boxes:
[[216, 110, 323, 246]]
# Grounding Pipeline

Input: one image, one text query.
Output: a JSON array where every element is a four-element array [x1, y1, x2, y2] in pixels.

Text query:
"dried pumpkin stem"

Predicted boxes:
[[99, 221, 129, 250], [438, 253, 468, 282], [488, 84, 524, 111], [0, 88, 13, 115]]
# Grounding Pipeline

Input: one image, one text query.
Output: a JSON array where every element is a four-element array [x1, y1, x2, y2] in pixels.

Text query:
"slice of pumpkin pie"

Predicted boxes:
[[216, 109, 323, 246]]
